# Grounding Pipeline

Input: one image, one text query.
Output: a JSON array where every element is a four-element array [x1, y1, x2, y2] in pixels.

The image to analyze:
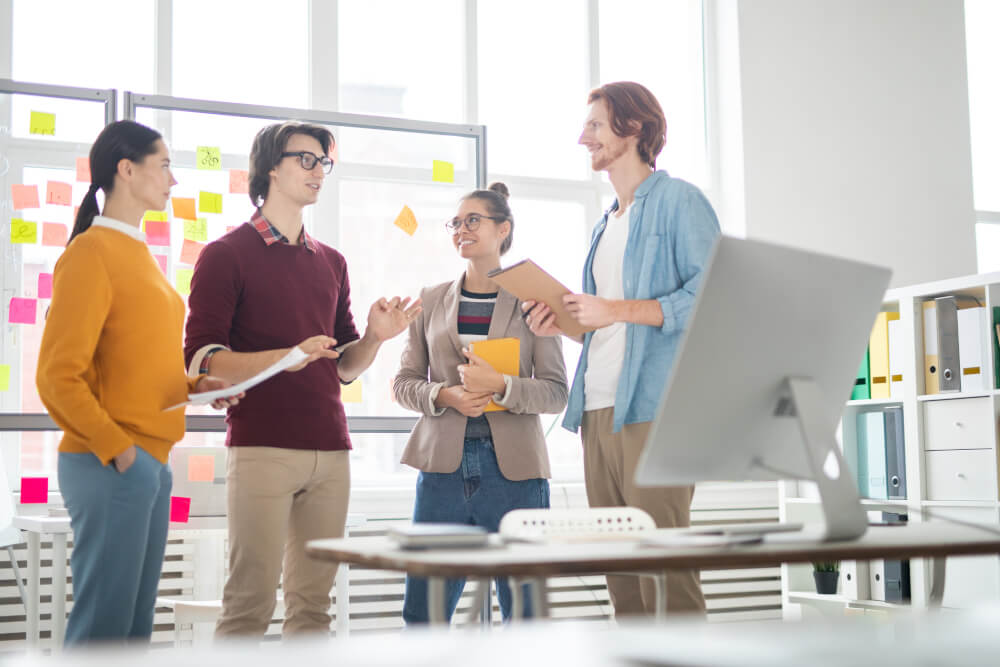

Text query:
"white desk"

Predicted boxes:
[[14, 512, 366, 648]]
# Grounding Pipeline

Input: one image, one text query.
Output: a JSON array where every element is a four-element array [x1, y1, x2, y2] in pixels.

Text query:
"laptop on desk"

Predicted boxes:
[[168, 446, 228, 517]]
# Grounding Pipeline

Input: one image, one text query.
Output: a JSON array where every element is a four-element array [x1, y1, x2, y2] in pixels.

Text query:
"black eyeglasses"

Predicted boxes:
[[445, 213, 504, 233], [280, 151, 334, 174]]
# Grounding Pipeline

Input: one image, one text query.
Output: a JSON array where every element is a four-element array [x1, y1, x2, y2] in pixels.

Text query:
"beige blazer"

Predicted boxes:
[[393, 273, 568, 481]]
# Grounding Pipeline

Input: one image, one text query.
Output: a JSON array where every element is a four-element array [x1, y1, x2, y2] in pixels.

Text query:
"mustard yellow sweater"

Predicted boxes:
[[36, 219, 200, 465]]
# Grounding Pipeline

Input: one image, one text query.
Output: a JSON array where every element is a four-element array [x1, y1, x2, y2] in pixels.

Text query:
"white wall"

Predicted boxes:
[[733, 0, 976, 287]]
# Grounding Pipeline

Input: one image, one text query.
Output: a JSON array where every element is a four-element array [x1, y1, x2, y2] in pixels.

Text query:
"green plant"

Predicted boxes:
[[813, 560, 840, 572]]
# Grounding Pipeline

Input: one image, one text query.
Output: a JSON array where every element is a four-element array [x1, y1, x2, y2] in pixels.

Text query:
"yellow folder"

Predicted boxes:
[[469, 337, 520, 412], [869, 311, 899, 399], [923, 301, 939, 395]]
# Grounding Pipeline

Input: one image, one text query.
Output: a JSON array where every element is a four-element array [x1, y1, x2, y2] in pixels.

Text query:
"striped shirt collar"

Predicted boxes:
[[92, 216, 145, 242], [251, 209, 317, 252]]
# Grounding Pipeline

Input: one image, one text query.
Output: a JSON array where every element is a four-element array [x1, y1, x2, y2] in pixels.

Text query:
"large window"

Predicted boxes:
[[966, 0, 1000, 270], [2, 1, 710, 488]]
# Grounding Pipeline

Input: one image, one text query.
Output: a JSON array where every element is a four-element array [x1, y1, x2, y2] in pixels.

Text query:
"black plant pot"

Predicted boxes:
[[813, 570, 839, 594]]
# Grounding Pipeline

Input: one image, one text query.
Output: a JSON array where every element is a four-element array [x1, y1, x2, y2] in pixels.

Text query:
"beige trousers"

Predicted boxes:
[[581, 408, 706, 617], [215, 446, 350, 639]]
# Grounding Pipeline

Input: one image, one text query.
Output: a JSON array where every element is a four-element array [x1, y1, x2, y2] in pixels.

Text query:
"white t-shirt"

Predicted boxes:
[[584, 203, 631, 411]]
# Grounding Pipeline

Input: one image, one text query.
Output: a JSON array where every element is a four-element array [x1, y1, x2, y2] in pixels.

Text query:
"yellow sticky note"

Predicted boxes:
[[0, 364, 10, 392], [29, 111, 56, 136], [432, 160, 455, 183], [175, 268, 194, 296], [341, 379, 362, 403], [188, 454, 215, 482], [10, 219, 38, 244], [393, 205, 418, 236], [469, 337, 520, 412], [144, 210, 168, 222], [196, 146, 222, 171], [199, 191, 223, 214], [183, 218, 208, 241]]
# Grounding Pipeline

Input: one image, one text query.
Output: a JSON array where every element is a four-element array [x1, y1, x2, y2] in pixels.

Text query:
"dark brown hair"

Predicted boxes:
[[587, 81, 666, 169], [248, 121, 335, 207], [462, 182, 513, 255]]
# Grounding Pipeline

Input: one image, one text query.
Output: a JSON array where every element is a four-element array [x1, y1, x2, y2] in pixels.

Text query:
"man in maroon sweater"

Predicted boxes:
[[185, 122, 420, 639]]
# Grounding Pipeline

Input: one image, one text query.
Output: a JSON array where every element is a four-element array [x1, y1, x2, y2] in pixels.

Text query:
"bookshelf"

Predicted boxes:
[[780, 271, 1000, 618]]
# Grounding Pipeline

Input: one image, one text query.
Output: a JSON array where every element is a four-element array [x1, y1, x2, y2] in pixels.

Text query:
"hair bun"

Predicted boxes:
[[487, 181, 510, 200]]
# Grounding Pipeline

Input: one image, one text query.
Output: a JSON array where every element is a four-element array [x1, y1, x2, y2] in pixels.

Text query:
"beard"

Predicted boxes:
[[590, 138, 630, 171]]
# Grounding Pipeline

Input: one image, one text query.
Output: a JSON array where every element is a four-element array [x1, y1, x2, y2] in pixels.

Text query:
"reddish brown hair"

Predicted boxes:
[[588, 82, 666, 169]]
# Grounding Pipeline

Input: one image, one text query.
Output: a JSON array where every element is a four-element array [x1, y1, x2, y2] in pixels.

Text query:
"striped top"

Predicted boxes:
[[457, 288, 497, 439]]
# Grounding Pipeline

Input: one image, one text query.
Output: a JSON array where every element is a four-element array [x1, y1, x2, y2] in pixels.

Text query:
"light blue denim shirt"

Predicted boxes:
[[562, 170, 721, 434]]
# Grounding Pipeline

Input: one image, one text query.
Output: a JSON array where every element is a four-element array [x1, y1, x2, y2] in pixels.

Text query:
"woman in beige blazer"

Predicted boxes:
[[393, 182, 568, 624]]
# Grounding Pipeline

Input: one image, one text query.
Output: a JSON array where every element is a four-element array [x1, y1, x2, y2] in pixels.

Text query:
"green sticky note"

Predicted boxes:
[[29, 111, 56, 136], [197, 146, 222, 171], [10, 219, 38, 244], [143, 210, 168, 222], [0, 364, 10, 391], [198, 191, 223, 214], [183, 218, 208, 241], [432, 160, 455, 183], [175, 268, 194, 296]]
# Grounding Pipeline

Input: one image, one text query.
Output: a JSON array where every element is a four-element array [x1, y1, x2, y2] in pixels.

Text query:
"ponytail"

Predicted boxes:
[[66, 120, 163, 246], [68, 183, 101, 245]]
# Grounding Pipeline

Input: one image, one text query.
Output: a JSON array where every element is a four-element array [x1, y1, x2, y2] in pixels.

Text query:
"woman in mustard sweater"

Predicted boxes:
[[36, 120, 240, 646]]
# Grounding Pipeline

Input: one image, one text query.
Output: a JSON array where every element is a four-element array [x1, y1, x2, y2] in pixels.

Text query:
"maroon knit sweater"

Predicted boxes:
[[184, 223, 359, 450]]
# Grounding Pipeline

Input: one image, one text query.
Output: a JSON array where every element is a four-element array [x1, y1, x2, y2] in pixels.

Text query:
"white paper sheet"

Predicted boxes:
[[164, 346, 309, 411]]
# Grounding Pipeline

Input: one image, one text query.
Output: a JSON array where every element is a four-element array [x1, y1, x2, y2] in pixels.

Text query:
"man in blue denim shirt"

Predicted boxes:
[[525, 82, 720, 617]]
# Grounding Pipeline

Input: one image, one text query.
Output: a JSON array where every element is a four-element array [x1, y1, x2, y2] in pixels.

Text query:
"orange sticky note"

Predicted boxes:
[[180, 239, 205, 265], [12, 184, 40, 210], [46, 181, 73, 206], [10, 219, 37, 244], [198, 191, 222, 214], [172, 197, 197, 221], [154, 254, 168, 274], [175, 269, 194, 295], [229, 169, 249, 194], [393, 205, 418, 236], [29, 111, 56, 136], [42, 222, 68, 247], [432, 160, 455, 183], [76, 157, 91, 183], [342, 379, 362, 403], [187, 454, 215, 482]]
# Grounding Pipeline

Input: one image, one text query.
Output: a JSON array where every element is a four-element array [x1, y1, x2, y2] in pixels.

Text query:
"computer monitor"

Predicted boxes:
[[635, 236, 892, 541]]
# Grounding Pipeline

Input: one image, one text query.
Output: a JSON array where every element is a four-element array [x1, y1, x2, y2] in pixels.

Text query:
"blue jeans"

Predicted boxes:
[[58, 448, 172, 645], [403, 436, 549, 624]]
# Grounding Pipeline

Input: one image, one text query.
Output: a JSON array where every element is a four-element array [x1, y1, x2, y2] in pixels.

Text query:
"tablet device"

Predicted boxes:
[[387, 523, 490, 549]]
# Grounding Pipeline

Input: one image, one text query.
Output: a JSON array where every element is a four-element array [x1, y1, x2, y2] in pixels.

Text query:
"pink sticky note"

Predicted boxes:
[[229, 169, 250, 194], [12, 184, 40, 210], [226, 225, 236, 234], [9, 298, 37, 324], [154, 254, 168, 274], [188, 455, 215, 482], [42, 222, 69, 247], [20, 477, 48, 504], [76, 157, 91, 183], [145, 221, 171, 246], [179, 239, 205, 265], [170, 496, 191, 523], [46, 181, 73, 206], [38, 273, 53, 299]]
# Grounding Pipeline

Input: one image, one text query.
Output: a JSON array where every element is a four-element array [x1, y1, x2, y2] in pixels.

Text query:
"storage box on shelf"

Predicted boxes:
[[780, 271, 1000, 619]]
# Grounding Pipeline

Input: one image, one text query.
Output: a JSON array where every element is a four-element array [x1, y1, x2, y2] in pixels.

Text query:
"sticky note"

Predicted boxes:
[[144, 210, 168, 222], [0, 364, 9, 392], [9, 298, 37, 324], [38, 273, 53, 299], [76, 157, 91, 183], [342, 379, 362, 403], [175, 268, 194, 295], [170, 496, 191, 523], [46, 181, 73, 206], [29, 111, 56, 136], [188, 454, 215, 482], [154, 254, 168, 274], [196, 146, 222, 170], [20, 478, 48, 504], [172, 197, 197, 221], [10, 219, 38, 244], [198, 191, 223, 214], [42, 222, 68, 247], [393, 205, 418, 236], [226, 225, 236, 234], [12, 184, 40, 210], [229, 169, 249, 194], [183, 218, 208, 241], [432, 160, 455, 183], [180, 239, 205, 265], [145, 221, 171, 247]]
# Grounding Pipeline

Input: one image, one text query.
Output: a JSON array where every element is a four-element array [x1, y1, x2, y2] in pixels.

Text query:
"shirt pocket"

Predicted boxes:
[[635, 233, 669, 298]]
